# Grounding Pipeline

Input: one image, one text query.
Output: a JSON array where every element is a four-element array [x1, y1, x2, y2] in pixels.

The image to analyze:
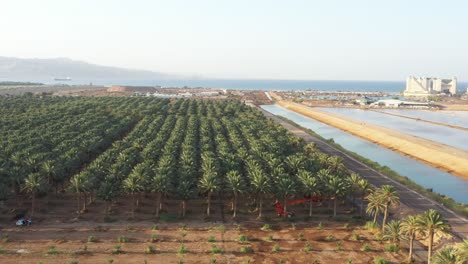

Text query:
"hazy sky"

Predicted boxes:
[[1, 0, 467, 80]]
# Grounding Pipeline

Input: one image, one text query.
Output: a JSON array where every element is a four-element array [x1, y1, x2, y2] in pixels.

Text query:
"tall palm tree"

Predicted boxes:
[[327, 175, 348, 217], [198, 171, 219, 217], [378, 185, 400, 231], [417, 209, 451, 264], [176, 179, 194, 218], [123, 175, 141, 219], [432, 246, 457, 264], [225, 170, 244, 218], [249, 167, 270, 218], [275, 175, 296, 218], [348, 173, 362, 208], [357, 179, 373, 216], [298, 170, 319, 217], [366, 191, 385, 225], [70, 174, 86, 215], [22, 173, 44, 217], [152, 174, 171, 218], [401, 215, 421, 263], [41, 160, 55, 185], [383, 220, 403, 246]]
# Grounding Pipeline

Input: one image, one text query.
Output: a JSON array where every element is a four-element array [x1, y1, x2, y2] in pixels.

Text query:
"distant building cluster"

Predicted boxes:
[[404, 76, 457, 97]]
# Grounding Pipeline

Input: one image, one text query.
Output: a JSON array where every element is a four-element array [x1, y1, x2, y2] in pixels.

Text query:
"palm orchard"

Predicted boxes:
[[365, 185, 461, 264], [0, 96, 367, 220]]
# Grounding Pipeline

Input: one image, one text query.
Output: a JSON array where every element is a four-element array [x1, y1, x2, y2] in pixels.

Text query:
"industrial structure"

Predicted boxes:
[[404, 76, 457, 96]]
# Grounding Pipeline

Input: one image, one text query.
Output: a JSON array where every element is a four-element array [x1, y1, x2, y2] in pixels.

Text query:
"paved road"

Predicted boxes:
[[260, 107, 468, 241]]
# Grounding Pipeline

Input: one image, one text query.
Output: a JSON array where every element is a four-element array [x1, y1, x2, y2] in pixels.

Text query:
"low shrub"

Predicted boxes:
[[272, 244, 280, 252], [317, 222, 324, 230], [373, 256, 389, 264], [325, 235, 335, 242], [267, 234, 274, 242], [151, 224, 158, 231], [145, 245, 156, 254], [364, 221, 379, 231], [240, 246, 253, 253], [111, 245, 122, 254], [350, 233, 361, 241], [304, 243, 312, 252], [261, 224, 271, 231], [298, 232, 305, 241], [149, 234, 157, 242], [238, 234, 248, 243], [360, 244, 371, 252], [384, 244, 400, 252], [87, 235, 97, 243], [336, 241, 344, 251], [177, 244, 187, 254], [210, 245, 222, 254], [117, 236, 129, 243], [207, 235, 216, 243], [47, 245, 59, 255]]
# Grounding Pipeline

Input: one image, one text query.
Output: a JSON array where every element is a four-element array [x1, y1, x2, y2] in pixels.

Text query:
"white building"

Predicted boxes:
[[404, 76, 457, 96]]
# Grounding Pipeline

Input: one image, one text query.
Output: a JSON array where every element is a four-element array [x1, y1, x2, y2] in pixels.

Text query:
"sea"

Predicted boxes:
[[47, 79, 410, 92]]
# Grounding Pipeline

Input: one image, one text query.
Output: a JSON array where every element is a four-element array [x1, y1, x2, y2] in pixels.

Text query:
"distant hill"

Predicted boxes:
[[0, 57, 174, 81]]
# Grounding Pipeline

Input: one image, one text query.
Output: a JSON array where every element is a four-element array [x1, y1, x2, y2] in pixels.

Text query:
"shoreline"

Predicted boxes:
[[276, 100, 468, 180]]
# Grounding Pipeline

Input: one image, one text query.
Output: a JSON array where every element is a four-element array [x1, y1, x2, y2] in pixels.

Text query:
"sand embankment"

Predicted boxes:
[[276, 100, 468, 180]]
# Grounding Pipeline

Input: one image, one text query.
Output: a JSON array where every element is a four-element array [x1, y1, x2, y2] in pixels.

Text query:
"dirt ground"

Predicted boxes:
[[0, 194, 407, 264]]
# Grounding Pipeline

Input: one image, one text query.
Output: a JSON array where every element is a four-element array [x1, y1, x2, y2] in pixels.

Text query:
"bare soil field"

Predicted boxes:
[[0, 195, 407, 264]]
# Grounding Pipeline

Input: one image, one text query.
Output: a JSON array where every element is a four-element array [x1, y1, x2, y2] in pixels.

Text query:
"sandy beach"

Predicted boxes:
[[276, 100, 468, 180]]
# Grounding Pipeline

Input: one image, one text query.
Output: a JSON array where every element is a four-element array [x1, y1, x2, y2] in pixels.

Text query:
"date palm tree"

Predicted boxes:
[[123, 175, 142, 219], [249, 167, 270, 218], [366, 191, 385, 225], [432, 246, 457, 264], [401, 215, 421, 263], [198, 170, 219, 217], [225, 170, 244, 218], [417, 209, 451, 264], [327, 175, 348, 217], [22, 173, 44, 217], [378, 185, 400, 231], [357, 179, 373, 216], [348, 173, 362, 208], [275, 175, 297, 218], [70, 173, 86, 215], [383, 220, 403, 246], [176, 179, 194, 218], [298, 170, 319, 217]]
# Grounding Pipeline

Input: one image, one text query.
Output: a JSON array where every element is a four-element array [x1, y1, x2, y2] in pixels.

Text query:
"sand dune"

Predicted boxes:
[[276, 100, 468, 180]]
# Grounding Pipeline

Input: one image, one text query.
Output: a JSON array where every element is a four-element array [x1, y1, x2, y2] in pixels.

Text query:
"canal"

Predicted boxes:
[[261, 104, 468, 204]]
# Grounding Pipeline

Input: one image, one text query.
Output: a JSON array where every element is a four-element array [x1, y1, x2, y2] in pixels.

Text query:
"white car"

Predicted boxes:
[[15, 219, 32, 226]]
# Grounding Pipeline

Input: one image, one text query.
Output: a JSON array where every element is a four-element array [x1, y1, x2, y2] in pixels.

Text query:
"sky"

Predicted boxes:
[[1, 0, 468, 80]]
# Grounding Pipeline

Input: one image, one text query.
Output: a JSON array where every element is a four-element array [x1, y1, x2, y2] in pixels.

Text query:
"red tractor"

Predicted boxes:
[[274, 195, 324, 218]]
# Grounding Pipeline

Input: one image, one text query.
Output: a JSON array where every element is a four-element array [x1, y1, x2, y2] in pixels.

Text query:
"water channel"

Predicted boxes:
[[318, 107, 468, 151], [261, 104, 468, 204]]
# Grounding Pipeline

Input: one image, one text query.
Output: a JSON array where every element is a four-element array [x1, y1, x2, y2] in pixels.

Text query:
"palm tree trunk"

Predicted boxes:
[[77, 192, 81, 215], [360, 196, 364, 216], [428, 230, 434, 264], [333, 198, 337, 217], [131, 192, 135, 219], [82, 193, 87, 212], [373, 210, 378, 224], [31, 191, 36, 217], [155, 192, 161, 218], [309, 199, 313, 217], [408, 233, 414, 263], [283, 197, 287, 218], [182, 200, 186, 218], [382, 204, 389, 232], [258, 194, 263, 218], [233, 194, 237, 218], [207, 192, 211, 216]]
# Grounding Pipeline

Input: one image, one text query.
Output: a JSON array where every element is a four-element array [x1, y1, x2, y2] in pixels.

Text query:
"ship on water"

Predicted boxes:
[[54, 77, 72, 81]]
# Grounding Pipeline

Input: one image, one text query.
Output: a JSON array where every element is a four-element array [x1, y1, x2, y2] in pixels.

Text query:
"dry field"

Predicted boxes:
[[0, 195, 407, 264]]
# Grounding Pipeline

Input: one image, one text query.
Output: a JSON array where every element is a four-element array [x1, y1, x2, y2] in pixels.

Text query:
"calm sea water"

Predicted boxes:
[[46, 79, 408, 92], [261, 104, 468, 204]]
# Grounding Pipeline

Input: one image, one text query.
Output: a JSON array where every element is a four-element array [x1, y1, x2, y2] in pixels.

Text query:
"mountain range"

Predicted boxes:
[[0, 57, 175, 81]]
